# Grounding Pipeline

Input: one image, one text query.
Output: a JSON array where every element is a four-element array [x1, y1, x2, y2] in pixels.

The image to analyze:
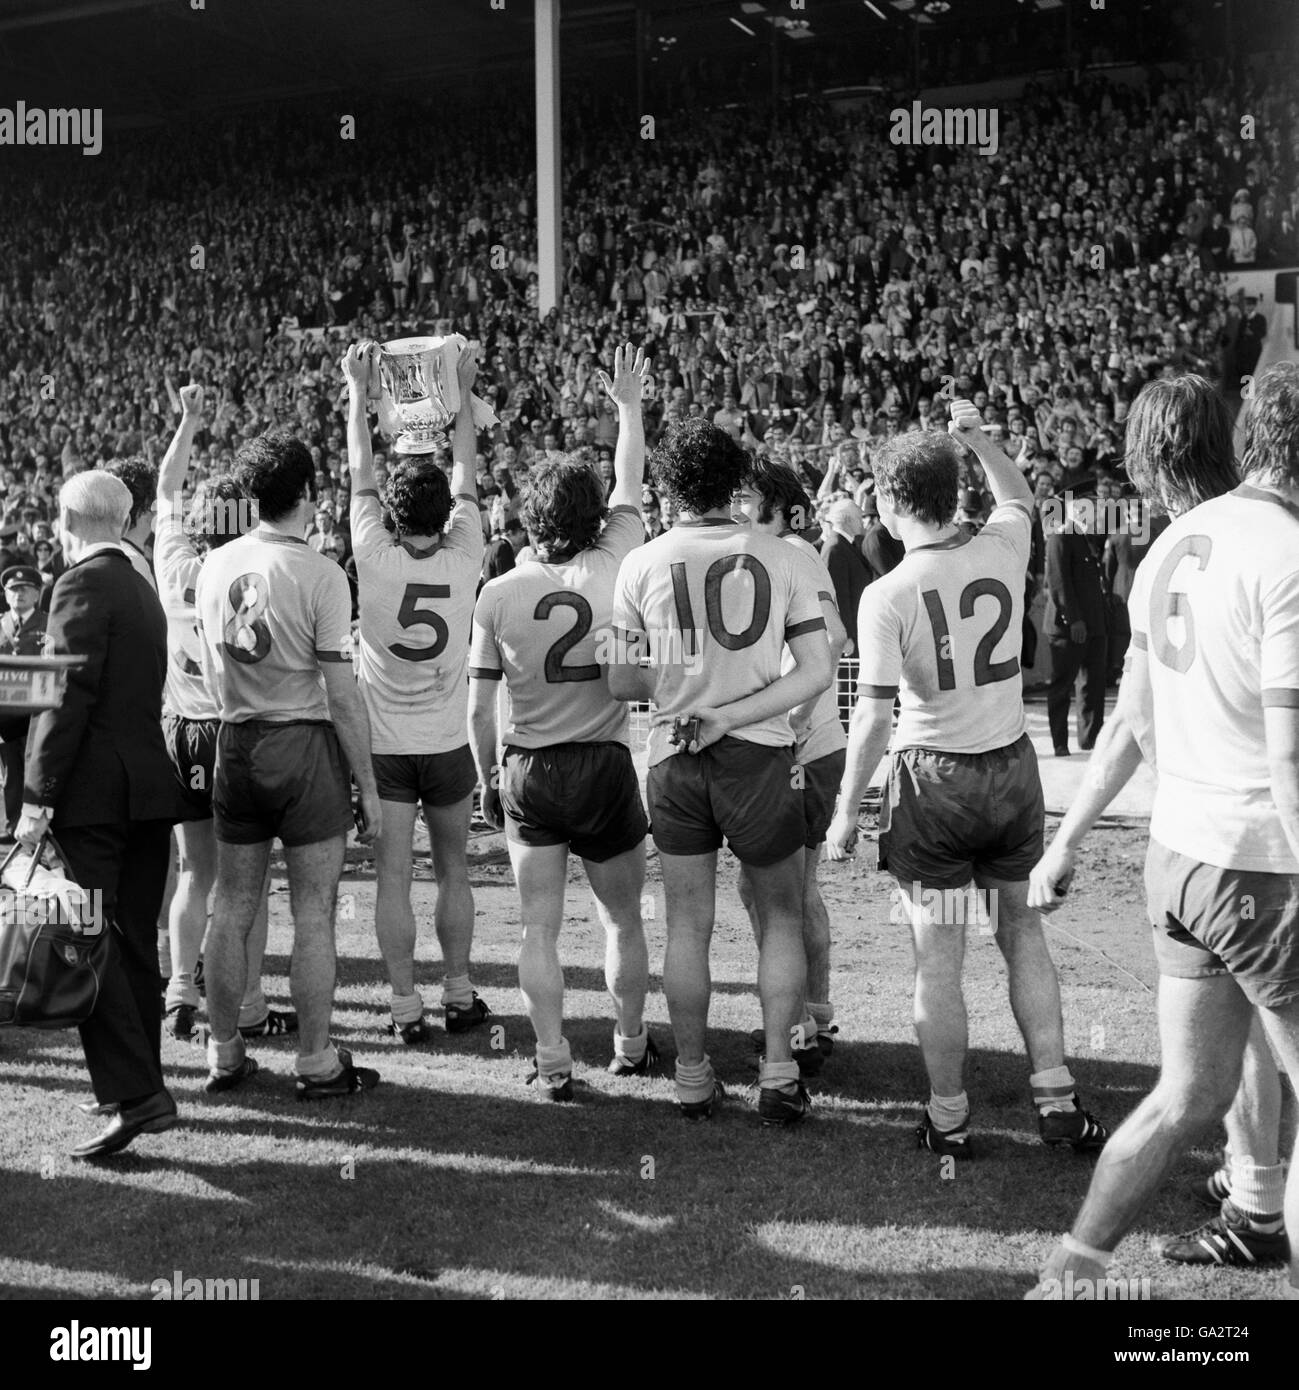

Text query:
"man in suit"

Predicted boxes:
[[860, 490, 904, 580], [1044, 495, 1108, 756], [18, 471, 181, 1158], [820, 498, 868, 651], [0, 565, 48, 837]]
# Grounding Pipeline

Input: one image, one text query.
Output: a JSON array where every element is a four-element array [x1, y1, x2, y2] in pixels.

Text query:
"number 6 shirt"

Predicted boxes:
[[470, 506, 642, 748], [611, 517, 826, 767], [855, 501, 1031, 754], [350, 487, 484, 754], [195, 526, 354, 724], [1128, 484, 1299, 873]]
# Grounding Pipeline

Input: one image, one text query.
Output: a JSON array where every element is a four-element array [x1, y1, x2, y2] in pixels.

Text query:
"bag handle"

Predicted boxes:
[[2, 831, 81, 890]]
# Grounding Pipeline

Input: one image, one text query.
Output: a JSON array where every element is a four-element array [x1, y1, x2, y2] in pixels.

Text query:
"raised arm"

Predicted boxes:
[[342, 341, 379, 496], [451, 341, 481, 502], [947, 397, 1033, 509], [596, 342, 650, 512], [156, 382, 205, 517]]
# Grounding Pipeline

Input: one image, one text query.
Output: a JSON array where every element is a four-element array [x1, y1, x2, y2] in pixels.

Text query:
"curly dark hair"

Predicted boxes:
[[871, 428, 960, 527], [1242, 362, 1299, 488], [383, 459, 452, 538], [651, 418, 751, 515], [1124, 375, 1237, 515], [185, 476, 255, 552], [521, 457, 606, 560], [232, 430, 315, 523], [105, 456, 158, 529], [747, 456, 811, 530]]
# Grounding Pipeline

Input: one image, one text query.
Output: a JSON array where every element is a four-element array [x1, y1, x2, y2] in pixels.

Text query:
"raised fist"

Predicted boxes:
[[179, 383, 204, 417]]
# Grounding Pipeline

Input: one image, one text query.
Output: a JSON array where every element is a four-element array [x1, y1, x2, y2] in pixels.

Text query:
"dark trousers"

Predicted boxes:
[[0, 738, 22, 829], [57, 818, 173, 1104], [1047, 635, 1107, 752]]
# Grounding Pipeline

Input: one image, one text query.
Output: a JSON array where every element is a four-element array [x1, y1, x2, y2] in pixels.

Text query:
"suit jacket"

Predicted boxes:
[[820, 531, 870, 644], [24, 549, 178, 827], [1044, 525, 1107, 640], [861, 521, 904, 581]]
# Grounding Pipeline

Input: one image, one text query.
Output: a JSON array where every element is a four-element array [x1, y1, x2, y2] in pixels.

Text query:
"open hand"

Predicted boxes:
[[597, 343, 649, 409]]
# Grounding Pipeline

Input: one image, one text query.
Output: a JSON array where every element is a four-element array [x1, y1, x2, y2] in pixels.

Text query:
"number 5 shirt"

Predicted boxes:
[[855, 501, 1031, 755], [611, 518, 826, 767], [1128, 484, 1299, 873], [195, 527, 354, 724], [469, 506, 642, 748], [350, 487, 484, 755]]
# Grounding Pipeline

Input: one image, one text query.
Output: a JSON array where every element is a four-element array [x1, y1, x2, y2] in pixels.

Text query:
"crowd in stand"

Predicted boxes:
[[0, 59, 1294, 617]]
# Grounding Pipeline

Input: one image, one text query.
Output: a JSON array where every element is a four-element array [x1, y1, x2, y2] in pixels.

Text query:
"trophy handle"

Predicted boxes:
[[440, 337, 463, 419]]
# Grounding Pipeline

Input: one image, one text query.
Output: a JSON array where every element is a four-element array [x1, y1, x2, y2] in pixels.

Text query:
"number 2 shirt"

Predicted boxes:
[[855, 501, 1031, 755], [195, 527, 353, 724], [351, 488, 484, 754], [611, 518, 826, 767], [470, 506, 643, 749], [1128, 484, 1299, 873]]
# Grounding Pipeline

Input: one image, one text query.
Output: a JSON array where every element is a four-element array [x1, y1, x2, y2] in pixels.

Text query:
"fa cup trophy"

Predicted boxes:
[[372, 335, 465, 455]]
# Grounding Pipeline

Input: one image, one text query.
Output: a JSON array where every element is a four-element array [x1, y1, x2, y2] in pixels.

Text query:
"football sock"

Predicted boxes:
[[675, 1054, 715, 1106], [760, 1060, 801, 1090], [1031, 1234, 1112, 1295], [1030, 1065, 1078, 1114], [613, 1024, 648, 1064], [795, 1014, 818, 1047], [207, 1033, 245, 1074], [297, 1043, 342, 1081], [927, 1090, 969, 1132], [441, 973, 474, 1008], [535, 1037, 572, 1078], [1228, 1159, 1286, 1232], [390, 990, 424, 1026], [1062, 1233, 1114, 1267], [808, 1000, 834, 1036]]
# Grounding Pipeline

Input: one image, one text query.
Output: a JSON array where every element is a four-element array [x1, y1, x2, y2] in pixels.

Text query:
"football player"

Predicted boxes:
[[468, 345, 652, 1099], [1027, 366, 1299, 1299], [826, 402, 1109, 1159], [195, 430, 381, 1099], [344, 340, 490, 1043], [609, 419, 834, 1125], [154, 383, 295, 1047], [732, 458, 848, 1075]]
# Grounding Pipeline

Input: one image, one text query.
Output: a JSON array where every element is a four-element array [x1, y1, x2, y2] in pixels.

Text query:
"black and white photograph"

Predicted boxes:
[[1, 0, 1298, 1343]]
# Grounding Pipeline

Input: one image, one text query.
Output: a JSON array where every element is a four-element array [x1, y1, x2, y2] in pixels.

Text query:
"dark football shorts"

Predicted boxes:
[[162, 712, 220, 822], [801, 748, 846, 850], [1146, 838, 1299, 1010], [878, 732, 1044, 890], [500, 741, 648, 862], [373, 744, 477, 807], [647, 737, 804, 867], [214, 720, 353, 848]]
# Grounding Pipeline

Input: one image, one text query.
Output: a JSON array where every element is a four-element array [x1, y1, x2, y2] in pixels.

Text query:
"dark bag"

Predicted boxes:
[[0, 833, 107, 1029]]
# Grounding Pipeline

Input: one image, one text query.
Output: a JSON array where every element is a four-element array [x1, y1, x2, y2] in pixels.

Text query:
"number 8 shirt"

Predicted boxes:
[[854, 501, 1031, 754], [195, 527, 355, 722], [350, 487, 484, 754], [1127, 484, 1299, 873]]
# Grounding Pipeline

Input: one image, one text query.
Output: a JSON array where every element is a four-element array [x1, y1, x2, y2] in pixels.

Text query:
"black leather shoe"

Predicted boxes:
[[76, 1099, 120, 1116], [70, 1090, 178, 1159]]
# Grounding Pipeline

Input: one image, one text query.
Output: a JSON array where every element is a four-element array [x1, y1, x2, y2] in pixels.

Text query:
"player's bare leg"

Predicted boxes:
[[661, 850, 721, 1114], [902, 877, 969, 1098], [1245, 1000, 1299, 1291], [165, 819, 215, 1035], [283, 835, 347, 1068], [426, 795, 483, 1030], [1032, 975, 1253, 1291], [583, 841, 651, 1068], [205, 839, 272, 1087], [239, 862, 290, 1036], [509, 840, 570, 1077], [1226, 1016, 1286, 1181], [374, 798, 421, 1025]]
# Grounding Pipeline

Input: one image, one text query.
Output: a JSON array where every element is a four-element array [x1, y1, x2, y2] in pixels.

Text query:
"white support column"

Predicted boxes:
[[535, 0, 562, 318]]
